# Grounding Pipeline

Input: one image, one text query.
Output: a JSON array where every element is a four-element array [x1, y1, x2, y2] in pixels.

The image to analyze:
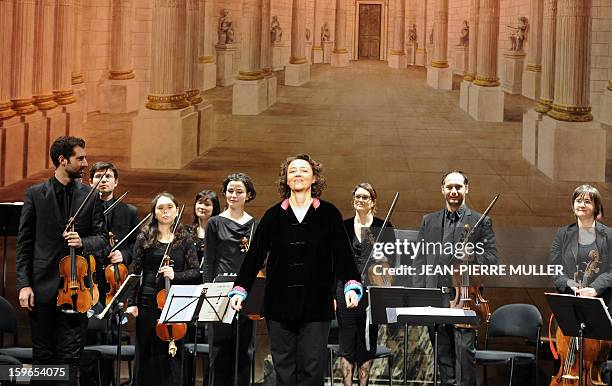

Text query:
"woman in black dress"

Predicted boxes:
[[203, 173, 257, 386], [125, 192, 200, 386], [187, 189, 221, 280], [337, 182, 393, 386]]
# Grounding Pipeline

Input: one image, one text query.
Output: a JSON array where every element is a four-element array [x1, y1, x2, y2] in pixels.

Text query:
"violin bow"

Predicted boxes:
[[110, 213, 152, 253], [359, 192, 400, 279], [157, 204, 186, 275], [63, 168, 109, 234], [461, 193, 500, 244], [103, 191, 129, 216]]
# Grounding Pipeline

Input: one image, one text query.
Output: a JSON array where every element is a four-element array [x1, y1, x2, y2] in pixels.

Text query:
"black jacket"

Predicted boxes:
[[412, 206, 497, 288], [234, 199, 361, 322], [102, 199, 139, 267], [16, 178, 109, 305], [549, 222, 612, 299]]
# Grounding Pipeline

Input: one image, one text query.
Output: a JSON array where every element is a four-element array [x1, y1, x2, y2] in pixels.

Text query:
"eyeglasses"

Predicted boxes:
[[354, 195, 371, 202]]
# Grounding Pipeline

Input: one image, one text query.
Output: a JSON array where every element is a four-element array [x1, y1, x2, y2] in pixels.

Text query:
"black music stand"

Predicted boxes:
[[96, 274, 141, 386], [368, 286, 477, 386], [0, 203, 22, 298], [545, 293, 612, 386], [214, 275, 265, 386]]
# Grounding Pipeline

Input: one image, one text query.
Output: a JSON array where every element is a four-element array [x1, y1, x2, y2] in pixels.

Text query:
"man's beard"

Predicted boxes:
[[67, 168, 83, 180]]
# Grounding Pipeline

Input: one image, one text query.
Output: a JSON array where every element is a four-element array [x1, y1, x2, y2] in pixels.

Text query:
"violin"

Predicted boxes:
[[154, 205, 187, 357], [57, 223, 95, 313], [550, 250, 611, 386], [155, 255, 187, 357], [104, 231, 128, 306], [57, 176, 106, 313], [450, 194, 499, 328]]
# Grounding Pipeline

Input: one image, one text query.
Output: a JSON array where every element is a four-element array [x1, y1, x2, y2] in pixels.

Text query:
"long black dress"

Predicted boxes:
[[336, 216, 393, 365], [130, 232, 199, 386], [203, 215, 257, 386]]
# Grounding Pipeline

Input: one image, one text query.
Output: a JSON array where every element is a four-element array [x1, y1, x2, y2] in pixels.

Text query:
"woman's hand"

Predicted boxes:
[[126, 306, 139, 317], [230, 295, 243, 311], [576, 287, 597, 297], [345, 290, 359, 308], [159, 266, 175, 280]]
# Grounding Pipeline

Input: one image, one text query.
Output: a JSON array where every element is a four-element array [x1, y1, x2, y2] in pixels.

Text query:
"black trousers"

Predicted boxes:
[[428, 324, 476, 386], [29, 303, 88, 386], [267, 320, 330, 386], [208, 315, 253, 386]]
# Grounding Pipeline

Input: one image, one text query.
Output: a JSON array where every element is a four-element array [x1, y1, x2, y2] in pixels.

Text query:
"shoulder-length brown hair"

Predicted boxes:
[[141, 192, 188, 249], [572, 184, 604, 220], [277, 153, 327, 198]]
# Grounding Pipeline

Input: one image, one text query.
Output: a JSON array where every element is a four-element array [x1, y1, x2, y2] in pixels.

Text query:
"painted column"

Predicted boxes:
[[146, 0, 189, 110], [185, 0, 202, 105], [465, 0, 479, 81], [71, 0, 83, 85], [547, 0, 593, 122], [0, 0, 15, 119], [468, 0, 504, 122], [427, 0, 452, 90], [388, 0, 406, 69], [285, 0, 311, 85], [198, 0, 216, 90], [415, 0, 427, 66], [331, 0, 350, 67], [522, 0, 543, 99], [109, 0, 135, 80], [32, 0, 57, 111], [535, 0, 556, 113], [53, 0, 76, 105], [11, 0, 38, 114], [311, 0, 323, 63]]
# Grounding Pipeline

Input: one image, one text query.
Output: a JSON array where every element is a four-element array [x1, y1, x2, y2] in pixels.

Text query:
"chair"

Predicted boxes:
[[184, 341, 210, 386], [327, 319, 392, 386], [83, 314, 135, 386], [475, 303, 543, 386], [0, 296, 33, 364]]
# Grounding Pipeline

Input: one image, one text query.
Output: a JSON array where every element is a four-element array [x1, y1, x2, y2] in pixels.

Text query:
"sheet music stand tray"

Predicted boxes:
[[368, 286, 475, 386], [545, 292, 612, 386]]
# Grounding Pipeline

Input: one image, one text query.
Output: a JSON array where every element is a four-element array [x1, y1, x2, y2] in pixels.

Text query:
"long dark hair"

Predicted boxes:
[[192, 190, 221, 226], [141, 192, 187, 249]]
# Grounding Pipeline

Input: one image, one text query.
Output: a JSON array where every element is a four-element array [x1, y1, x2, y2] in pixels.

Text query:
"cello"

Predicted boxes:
[[550, 250, 611, 386], [450, 193, 500, 328], [57, 171, 106, 313], [155, 205, 187, 357]]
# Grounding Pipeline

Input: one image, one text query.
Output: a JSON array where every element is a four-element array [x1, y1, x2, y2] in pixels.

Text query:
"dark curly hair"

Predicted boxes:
[[221, 173, 256, 203], [277, 154, 327, 198], [141, 192, 188, 250]]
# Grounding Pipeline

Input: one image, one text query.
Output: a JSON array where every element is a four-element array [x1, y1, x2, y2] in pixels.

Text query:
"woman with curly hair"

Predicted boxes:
[[125, 192, 200, 386], [229, 154, 363, 386]]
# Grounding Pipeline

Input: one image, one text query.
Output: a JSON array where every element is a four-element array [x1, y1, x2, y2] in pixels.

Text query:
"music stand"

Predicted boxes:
[[213, 275, 265, 386], [96, 274, 141, 386], [545, 293, 612, 386], [368, 286, 474, 386], [0, 202, 22, 298]]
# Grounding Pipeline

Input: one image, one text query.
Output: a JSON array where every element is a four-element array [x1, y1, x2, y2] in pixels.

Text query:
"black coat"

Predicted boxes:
[[548, 222, 612, 300], [16, 178, 109, 305], [412, 206, 497, 288], [234, 199, 361, 322]]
